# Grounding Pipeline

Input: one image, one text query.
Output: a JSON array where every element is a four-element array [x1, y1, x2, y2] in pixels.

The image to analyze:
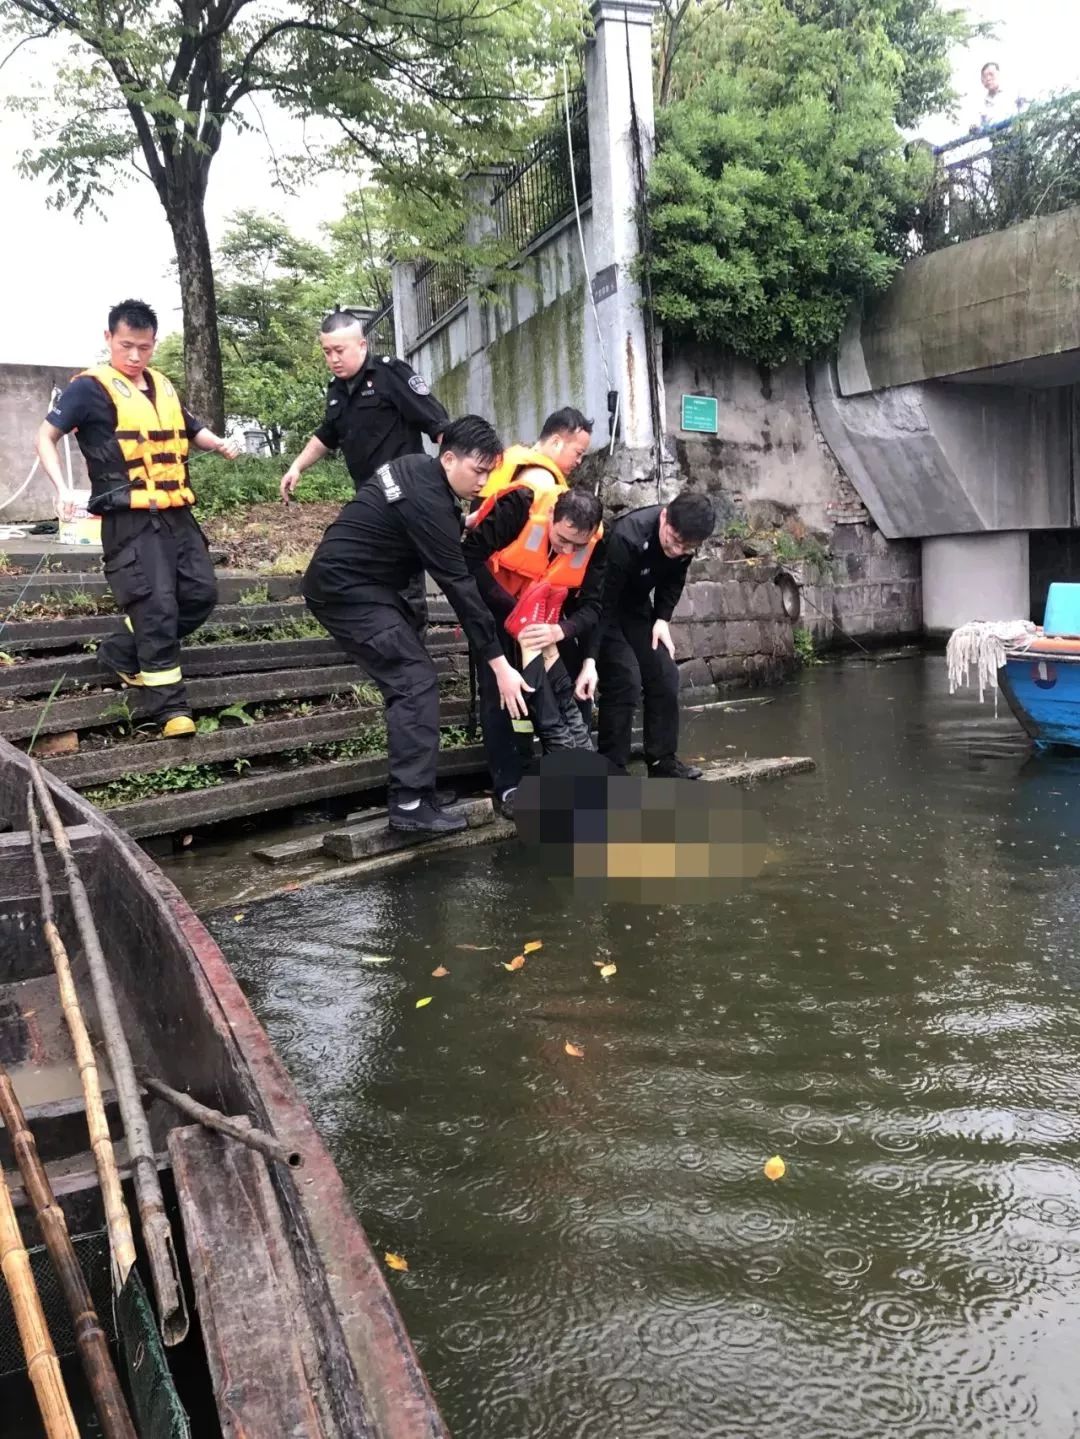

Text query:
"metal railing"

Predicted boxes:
[[362, 297, 396, 354], [413, 258, 469, 336], [913, 92, 1080, 253], [492, 89, 591, 253]]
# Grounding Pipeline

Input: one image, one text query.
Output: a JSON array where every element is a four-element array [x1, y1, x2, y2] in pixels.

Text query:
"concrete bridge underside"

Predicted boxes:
[[809, 205, 1080, 631]]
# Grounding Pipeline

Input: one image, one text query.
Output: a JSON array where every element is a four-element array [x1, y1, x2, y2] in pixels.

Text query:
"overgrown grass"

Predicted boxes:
[[189, 454, 353, 517], [793, 627, 821, 666]]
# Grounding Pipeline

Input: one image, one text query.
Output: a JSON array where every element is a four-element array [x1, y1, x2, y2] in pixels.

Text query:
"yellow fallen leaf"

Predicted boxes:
[[592, 960, 606, 968], [764, 1155, 786, 1182], [456, 943, 493, 951], [523, 940, 543, 954], [599, 963, 617, 978], [503, 955, 526, 972], [415, 996, 433, 1008], [432, 964, 449, 978], [233, 913, 245, 922], [564, 1042, 585, 1058], [384, 1252, 409, 1272]]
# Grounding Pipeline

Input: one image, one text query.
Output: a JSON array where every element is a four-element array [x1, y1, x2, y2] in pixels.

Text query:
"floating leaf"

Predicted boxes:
[[763, 1155, 786, 1182], [503, 955, 525, 972], [233, 913, 245, 923], [432, 964, 449, 978], [384, 1252, 409, 1272], [599, 963, 617, 978], [415, 996, 433, 1008], [564, 1042, 585, 1058], [592, 960, 606, 968], [523, 941, 543, 954], [181, 833, 193, 847], [361, 955, 393, 964], [456, 943, 493, 951]]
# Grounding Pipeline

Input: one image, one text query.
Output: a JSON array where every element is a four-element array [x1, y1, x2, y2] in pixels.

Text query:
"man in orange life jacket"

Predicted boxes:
[[36, 299, 239, 737], [464, 484, 606, 818]]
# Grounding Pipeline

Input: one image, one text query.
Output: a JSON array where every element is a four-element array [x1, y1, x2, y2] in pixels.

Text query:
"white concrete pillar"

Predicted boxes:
[[922, 532, 1030, 635], [390, 260, 420, 361], [585, 0, 659, 451]]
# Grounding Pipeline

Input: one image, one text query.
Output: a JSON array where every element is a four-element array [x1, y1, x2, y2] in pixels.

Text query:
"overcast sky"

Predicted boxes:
[[0, 0, 1077, 367]]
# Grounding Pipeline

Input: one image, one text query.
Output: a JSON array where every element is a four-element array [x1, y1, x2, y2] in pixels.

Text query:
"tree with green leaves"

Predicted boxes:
[[646, 0, 979, 366], [156, 200, 389, 453], [1, 0, 582, 429]]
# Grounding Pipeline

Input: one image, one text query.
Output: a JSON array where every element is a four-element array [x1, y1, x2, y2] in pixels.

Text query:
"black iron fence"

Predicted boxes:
[[492, 88, 591, 254], [413, 258, 469, 336], [914, 92, 1080, 253], [411, 89, 591, 336], [362, 298, 395, 354]]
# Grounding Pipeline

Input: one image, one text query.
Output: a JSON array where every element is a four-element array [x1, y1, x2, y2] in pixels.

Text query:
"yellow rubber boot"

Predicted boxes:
[[161, 715, 196, 738]]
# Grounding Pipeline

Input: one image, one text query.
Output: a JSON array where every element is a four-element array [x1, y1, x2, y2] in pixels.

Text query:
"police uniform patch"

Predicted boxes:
[[111, 378, 132, 398], [408, 373, 430, 395], [377, 464, 404, 504]]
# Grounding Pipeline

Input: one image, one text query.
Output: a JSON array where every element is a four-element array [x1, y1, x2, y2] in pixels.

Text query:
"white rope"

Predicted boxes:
[[946, 619, 1036, 712]]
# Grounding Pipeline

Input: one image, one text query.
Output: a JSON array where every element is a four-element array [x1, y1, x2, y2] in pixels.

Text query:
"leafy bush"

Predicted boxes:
[[188, 454, 352, 516]]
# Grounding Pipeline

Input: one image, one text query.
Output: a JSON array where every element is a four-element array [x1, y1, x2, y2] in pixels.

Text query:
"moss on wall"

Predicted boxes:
[[487, 281, 587, 439], [434, 358, 469, 419]]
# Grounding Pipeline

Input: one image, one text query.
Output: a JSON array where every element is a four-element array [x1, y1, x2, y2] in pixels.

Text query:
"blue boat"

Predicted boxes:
[[999, 583, 1080, 750]]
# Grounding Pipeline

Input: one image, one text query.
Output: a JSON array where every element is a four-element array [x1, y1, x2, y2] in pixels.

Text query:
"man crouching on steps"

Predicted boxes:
[[36, 298, 240, 738], [303, 416, 533, 837]]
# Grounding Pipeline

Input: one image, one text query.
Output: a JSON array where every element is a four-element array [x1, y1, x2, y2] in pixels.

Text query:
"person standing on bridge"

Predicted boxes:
[[281, 309, 449, 630], [36, 298, 240, 738]]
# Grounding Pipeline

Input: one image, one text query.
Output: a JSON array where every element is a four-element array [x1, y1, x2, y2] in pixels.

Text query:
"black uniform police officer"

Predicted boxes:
[[281, 309, 449, 628], [597, 490, 717, 779], [302, 416, 532, 837], [36, 298, 240, 737]]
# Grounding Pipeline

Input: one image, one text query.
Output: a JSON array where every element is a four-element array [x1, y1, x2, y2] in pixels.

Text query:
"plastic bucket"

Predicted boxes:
[[57, 487, 101, 547], [1043, 582, 1080, 638]]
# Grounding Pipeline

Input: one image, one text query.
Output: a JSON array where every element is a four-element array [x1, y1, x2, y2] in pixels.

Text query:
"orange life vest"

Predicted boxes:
[[476, 482, 602, 599], [476, 445, 566, 502], [81, 364, 194, 509]]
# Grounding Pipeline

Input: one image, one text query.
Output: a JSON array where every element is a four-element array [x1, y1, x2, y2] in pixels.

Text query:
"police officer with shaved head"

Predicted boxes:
[[281, 309, 449, 627]]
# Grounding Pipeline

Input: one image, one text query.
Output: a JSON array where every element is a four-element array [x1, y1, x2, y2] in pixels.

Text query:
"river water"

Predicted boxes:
[[200, 653, 1080, 1438]]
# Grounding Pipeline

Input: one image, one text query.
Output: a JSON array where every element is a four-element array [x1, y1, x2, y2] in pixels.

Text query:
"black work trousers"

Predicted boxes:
[[476, 644, 593, 798], [97, 507, 217, 722], [306, 593, 440, 803], [597, 609, 680, 771]]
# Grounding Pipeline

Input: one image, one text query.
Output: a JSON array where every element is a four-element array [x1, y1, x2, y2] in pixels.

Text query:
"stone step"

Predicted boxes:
[[0, 540, 227, 572], [109, 743, 489, 838], [46, 698, 472, 790], [2, 658, 467, 741], [0, 631, 465, 698], [0, 569, 304, 608], [321, 796, 495, 860]]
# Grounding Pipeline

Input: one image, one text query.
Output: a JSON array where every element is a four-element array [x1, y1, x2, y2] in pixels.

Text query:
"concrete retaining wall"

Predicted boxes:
[[670, 548, 796, 693], [0, 363, 89, 522]]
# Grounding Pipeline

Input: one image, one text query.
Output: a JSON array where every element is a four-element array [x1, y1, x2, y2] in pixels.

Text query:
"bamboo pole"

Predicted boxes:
[[0, 1066, 137, 1439], [26, 794, 137, 1288], [28, 764, 189, 1347], [0, 1161, 79, 1439], [139, 1071, 303, 1169]]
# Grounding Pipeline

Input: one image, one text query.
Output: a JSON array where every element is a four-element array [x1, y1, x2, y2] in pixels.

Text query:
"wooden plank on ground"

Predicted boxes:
[[169, 1124, 325, 1439], [321, 796, 494, 860], [0, 631, 465, 698], [1, 658, 463, 741], [109, 744, 489, 837], [0, 602, 309, 652], [699, 756, 815, 783]]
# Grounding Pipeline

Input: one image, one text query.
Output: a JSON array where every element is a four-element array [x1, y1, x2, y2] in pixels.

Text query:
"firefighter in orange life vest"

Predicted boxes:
[[463, 483, 606, 819], [36, 299, 240, 737], [462, 407, 598, 815]]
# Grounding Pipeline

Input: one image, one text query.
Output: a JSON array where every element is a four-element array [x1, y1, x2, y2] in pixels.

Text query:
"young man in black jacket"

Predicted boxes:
[[597, 490, 716, 778], [303, 416, 531, 836]]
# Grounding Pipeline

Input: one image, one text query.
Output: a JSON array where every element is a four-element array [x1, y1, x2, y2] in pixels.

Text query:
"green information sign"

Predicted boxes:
[[680, 394, 719, 434]]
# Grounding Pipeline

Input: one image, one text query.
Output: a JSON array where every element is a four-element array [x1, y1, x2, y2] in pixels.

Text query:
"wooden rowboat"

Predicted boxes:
[[0, 735, 448, 1438]]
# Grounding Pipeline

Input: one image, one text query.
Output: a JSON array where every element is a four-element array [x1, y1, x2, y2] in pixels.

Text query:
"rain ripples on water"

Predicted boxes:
[[212, 655, 1080, 1437]]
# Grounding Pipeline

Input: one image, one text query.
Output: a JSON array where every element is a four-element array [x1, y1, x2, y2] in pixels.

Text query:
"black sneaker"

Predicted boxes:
[[494, 787, 517, 820], [648, 758, 704, 780], [388, 798, 468, 835]]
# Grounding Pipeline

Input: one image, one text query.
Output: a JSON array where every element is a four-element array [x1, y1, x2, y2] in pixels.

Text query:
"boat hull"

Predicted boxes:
[[1000, 651, 1080, 749], [0, 737, 448, 1438]]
